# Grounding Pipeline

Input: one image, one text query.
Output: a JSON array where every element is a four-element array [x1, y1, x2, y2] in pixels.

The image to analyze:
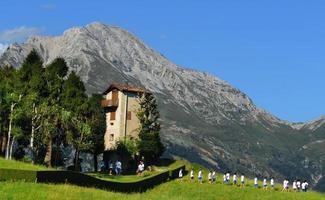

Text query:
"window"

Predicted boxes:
[[110, 111, 116, 120], [127, 111, 132, 120], [109, 134, 114, 141]]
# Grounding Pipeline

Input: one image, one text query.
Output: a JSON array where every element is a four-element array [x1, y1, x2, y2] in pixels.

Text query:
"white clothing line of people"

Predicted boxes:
[[180, 169, 309, 192]]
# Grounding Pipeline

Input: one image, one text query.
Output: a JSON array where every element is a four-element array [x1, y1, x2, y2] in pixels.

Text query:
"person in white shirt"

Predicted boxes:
[[254, 177, 258, 188], [286, 180, 289, 190], [223, 173, 227, 184], [212, 171, 216, 183], [282, 179, 286, 192], [263, 178, 268, 190], [178, 168, 183, 181], [198, 169, 203, 184], [208, 171, 212, 184], [302, 180, 308, 192], [293, 180, 297, 191], [137, 161, 145, 175], [233, 173, 237, 185], [240, 174, 245, 188], [226, 172, 230, 184], [190, 169, 194, 181], [270, 177, 274, 189], [115, 160, 122, 175], [296, 179, 301, 191]]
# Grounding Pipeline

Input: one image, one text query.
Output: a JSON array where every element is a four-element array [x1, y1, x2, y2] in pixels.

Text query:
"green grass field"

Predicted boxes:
[[0, 158, 324, 200], [0, 157, 53, 171]]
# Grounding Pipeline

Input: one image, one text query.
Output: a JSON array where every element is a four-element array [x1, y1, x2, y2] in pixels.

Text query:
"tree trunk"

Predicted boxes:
[[1, 135, 6, 156], [93, 153, 98, 172], [74, 146, 80, 171], [5, 103, 14, 160], [0, 136, 2, 155], [9, 136, 15, 160], [44, 139, 52, 167]]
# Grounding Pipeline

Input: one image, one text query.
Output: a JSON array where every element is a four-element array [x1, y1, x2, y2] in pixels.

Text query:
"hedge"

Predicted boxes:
[[0, 164, 185, 193]]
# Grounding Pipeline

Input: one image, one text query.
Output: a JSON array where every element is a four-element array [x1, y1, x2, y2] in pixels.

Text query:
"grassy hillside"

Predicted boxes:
[[1, 179, 324, 200], [0, 158, 324, 200], [0, 157, 52, 171]]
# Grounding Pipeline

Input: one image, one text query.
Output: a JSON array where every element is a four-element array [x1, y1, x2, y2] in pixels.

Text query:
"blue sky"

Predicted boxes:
[[0, 0, 324, 122]]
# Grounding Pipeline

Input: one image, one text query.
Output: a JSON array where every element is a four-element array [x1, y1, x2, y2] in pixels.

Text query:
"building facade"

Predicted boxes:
[[101, 84, 147, 150]]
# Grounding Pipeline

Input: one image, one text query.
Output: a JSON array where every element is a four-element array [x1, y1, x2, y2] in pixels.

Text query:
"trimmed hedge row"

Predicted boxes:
[[0, 164, 185, 193], [36, 170, 170, 192]]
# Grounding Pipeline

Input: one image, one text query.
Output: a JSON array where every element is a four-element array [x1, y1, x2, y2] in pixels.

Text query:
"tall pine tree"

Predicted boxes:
[[136, 92, 164, 164]]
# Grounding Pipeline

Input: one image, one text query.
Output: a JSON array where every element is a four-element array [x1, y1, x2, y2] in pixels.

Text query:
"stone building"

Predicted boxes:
[[101, 84, 148, 150]]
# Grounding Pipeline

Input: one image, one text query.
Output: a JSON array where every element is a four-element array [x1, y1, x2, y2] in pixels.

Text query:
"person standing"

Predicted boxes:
[[233, 173, 237, 186], [208, 171, 212, 184], [263, 178, 268, 190], [302, 180, 308, 192], [212, 171, 216, 183], [179, 168, 183, 181], [293, 180, 297, 192], [190, 169, 194, 181], [240, 174, 245, 188], [270, 177, 275, 189], [108, 160, 114, 175], [226, 171, 230, 184], [297, 179, 301, 192], [115, 160, 122, 175], [198, 169, 203, 184], [254, 177, 258, 188], [223, 173, 227, 184]]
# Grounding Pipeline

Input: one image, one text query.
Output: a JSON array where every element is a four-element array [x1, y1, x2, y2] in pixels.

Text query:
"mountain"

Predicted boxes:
[[1, 22, 324, 191]]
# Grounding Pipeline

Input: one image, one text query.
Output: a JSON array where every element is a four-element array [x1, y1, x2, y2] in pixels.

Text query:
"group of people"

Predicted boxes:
[[107, 160, 122, 175], [282, 179, 309, 192], [180, 169, 309, 192]]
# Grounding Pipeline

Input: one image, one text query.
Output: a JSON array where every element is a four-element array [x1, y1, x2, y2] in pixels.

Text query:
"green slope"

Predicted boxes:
[[0, 158, 324, 200]]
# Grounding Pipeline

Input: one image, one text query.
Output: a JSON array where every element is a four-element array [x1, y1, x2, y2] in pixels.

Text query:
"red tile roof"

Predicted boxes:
[[102, 83, 150, 94]]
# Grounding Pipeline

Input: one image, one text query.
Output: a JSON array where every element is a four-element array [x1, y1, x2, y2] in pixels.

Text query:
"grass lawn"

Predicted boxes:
[[0, 157, 52, 171], [0, 178, 324, 200], [0, 158, 324, 199]]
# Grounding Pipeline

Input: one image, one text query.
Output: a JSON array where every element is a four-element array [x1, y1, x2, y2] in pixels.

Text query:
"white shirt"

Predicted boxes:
[[233, 174, 237, 181], [297, 181, 301, 188], [198, 171, 202, 178], [116, 161, 122, 169], [223, 174, 226, 181], [208, 172, 212, 180], [301, 182, 306, 190], [226, 173, 230, 180], [293, 181, 297, 189], [179, 169, 183, 177], [212, 172, 216, 179], [138, 163, 144, 171], [254, 178, 258, 185], [270, 178, 274, 186], [263, 179, 267, 185], [241, 175, 244, 182], [190, 170, 194, 177]]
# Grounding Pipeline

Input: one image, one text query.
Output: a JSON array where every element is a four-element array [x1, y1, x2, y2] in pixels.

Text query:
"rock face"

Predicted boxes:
[[1, 22, 324, 191]]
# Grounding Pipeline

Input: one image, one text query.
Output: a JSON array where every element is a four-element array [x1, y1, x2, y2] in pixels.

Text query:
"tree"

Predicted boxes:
[[86, 94, 106, 171], [42, 58, 69, 166], [136, 92, 164, 164], [17, 49, 47, 162], [61, 71, 89, 171]]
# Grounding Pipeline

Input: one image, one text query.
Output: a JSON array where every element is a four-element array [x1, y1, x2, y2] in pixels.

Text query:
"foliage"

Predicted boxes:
[[0, 50, 106, 171], [136, 92, 164, 164]]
